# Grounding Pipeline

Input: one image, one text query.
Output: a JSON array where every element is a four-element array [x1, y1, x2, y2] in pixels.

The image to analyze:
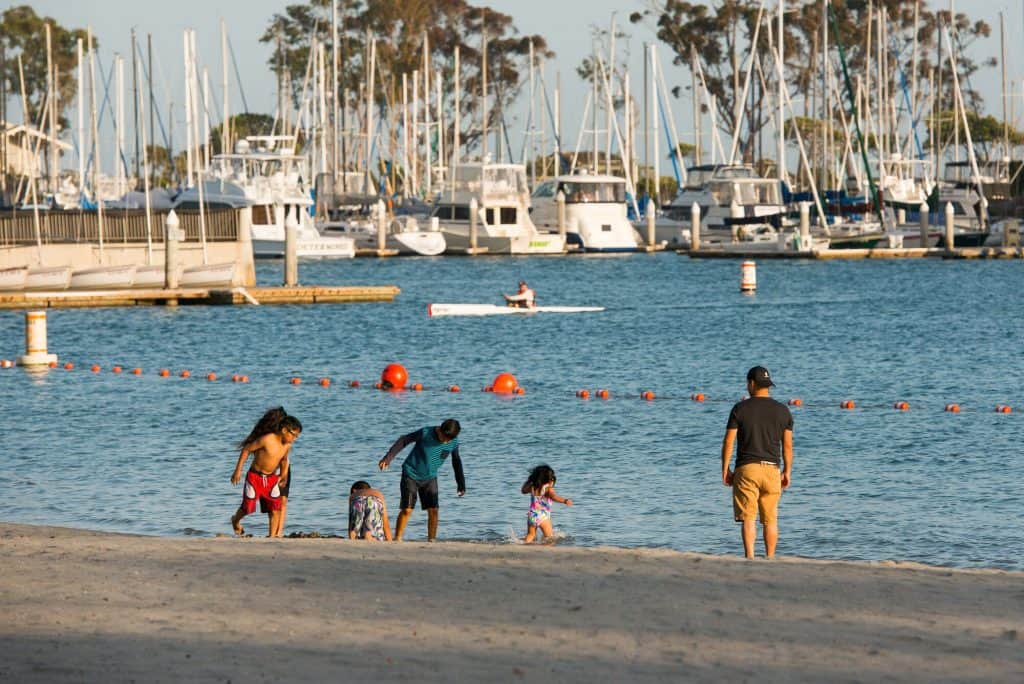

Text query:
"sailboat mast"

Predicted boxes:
[[777, 0, 785, 183], [77, 38, 85, 203]]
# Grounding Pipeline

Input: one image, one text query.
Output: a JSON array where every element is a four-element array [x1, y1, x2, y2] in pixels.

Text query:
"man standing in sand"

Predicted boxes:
[[721, 366, 793, 559], [378, 419, 465, 541]]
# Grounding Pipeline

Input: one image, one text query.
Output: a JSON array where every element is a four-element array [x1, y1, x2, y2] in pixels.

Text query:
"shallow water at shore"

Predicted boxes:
[[2, 253, 1022, 569]]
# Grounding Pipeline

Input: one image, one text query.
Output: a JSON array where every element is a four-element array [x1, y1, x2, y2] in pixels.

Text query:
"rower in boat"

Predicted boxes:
[[503, 280, 536, 309]]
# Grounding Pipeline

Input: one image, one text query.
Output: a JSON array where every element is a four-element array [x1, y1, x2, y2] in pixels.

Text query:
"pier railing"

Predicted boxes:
[[0, 208, 240, 247]]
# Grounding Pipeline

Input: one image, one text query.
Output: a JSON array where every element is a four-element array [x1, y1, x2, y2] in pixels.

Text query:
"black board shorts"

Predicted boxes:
[[400, 472, 438, 510], [260, 468, 291, 513]]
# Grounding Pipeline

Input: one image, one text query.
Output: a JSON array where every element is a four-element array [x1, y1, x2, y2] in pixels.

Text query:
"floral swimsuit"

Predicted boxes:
[[527, 484, 552, 526], [349, 495, 386, 540]]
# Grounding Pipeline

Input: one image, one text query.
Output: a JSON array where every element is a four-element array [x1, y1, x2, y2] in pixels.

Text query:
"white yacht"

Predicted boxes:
[[658, 164, 785, 245], [431, 163, 565, 255], [173, 138, 355, 259], [530, 173, 641, 252]]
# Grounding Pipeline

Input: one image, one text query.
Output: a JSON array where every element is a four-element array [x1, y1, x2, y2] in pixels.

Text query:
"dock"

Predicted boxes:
[[0, 285, 401, 310], [682, 246, 1024, 260]]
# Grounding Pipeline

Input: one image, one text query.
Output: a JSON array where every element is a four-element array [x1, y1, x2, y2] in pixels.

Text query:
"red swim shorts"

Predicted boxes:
[[242, 470, 282, 514]]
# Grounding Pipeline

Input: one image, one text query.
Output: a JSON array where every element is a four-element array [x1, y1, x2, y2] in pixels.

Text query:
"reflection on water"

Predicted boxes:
[[1, 254, 1022, 570]]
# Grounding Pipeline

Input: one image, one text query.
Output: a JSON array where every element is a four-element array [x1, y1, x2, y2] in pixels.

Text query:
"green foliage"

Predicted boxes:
[[209, 113, 276, 154], [0, 5, 91, 129], [928, 110, 1024, 145]]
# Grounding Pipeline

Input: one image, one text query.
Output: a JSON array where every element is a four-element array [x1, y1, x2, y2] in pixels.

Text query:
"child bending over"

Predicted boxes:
[[348, 481, 392, 541]]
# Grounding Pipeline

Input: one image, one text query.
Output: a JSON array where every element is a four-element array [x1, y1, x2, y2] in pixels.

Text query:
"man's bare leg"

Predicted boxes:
[[427, 508, 439, 541], [268, 509, 282, 537], [231, 507, 246, 536], [741, 520, 757, 559], [393, 508, 413, 541], [763, 523, 778, 558]]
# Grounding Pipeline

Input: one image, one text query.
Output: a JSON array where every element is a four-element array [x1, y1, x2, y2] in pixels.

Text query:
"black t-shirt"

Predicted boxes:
[[727, 397, 793, 468]]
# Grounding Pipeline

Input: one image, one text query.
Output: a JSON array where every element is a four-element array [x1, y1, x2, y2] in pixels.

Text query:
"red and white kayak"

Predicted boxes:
[[428, 303, 604, 317]]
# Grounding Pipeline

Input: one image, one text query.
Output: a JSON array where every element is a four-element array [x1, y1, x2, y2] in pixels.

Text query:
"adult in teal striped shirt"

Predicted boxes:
[[378, 418, 464, 541]]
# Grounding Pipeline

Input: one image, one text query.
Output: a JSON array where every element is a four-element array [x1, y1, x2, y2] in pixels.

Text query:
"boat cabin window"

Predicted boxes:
[[483, 207, 517, 225], [432, 205, 453, 220], [253, 205, 275, 225], [532, 181, 556, 198], [453, 205, 471, 221], [559, 181, 625, 204]]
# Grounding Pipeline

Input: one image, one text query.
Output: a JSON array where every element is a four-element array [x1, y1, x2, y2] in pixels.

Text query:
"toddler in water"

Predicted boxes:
[[348, 481, 392, 541], [521, 464, 573, 543]]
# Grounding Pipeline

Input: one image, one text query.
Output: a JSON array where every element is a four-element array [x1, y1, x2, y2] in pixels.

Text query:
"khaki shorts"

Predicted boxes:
[[732, 463, 782, 524]]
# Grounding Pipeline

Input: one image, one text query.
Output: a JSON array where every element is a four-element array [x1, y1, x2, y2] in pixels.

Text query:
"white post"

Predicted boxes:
[[799, 201, 810, 250], [469, 196, 479, 251], [18, 311, 58, 367], [646, 197, 656, 247], [944, 201, 955, 252], [556, 190, 566, 241], [164, 209, 180, 289], [284, 208, 298, 286], [376, 198, 387, 251], [919, 202, 929, 249], [897, 207, 906, 225], [730, 199, 742, 242], [690, 202, 701, 251]]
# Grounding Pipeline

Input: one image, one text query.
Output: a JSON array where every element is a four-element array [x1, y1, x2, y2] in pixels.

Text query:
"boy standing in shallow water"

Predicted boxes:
[[230, 407, 302, 537], [378, 418, 464, 541]]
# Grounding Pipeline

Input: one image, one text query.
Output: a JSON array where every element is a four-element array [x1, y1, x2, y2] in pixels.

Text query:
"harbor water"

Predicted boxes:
[[1, 253, 1022, 570]]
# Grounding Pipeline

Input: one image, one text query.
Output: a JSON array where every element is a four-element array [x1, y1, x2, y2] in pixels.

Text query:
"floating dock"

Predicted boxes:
[[682, 246, 1024, 260], [0, 285, 401, 310]]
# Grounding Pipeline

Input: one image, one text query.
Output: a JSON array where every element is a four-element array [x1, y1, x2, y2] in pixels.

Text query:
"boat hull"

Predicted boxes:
[[427, 303, 605, 317], [69, 265, 137, 290], [0, 266, 29, 291]]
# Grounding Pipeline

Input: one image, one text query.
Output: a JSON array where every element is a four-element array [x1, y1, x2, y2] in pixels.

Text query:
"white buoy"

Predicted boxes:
[[430, 216, 440, 232], [18, 311, 58, 367], [740, 260, 757, 293], [918, 202, 929, 249], [690, 202, 701, 251], [284, 208, 298, 286]]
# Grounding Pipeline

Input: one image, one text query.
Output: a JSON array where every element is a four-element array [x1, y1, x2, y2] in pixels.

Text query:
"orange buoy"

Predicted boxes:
[[596, 389, 610, 399], [112, 365, 123, 374], [48, 360, 58, 368], [893, 401, 909, 411], [207, 373, 217, 381], [132, 368, 142, 375], [374, 382, 384, 389], [841, 400, 855, 409], [349, 380, 360, 388], [944, 404, 960, 413], [64, 362, 74, 370], [996, 405, 1012, 414], [641, 390, 655, 401], [230, 374, 240, 382], [179, 370, 190, 378], [0, 359, 11, 368], [491, 372, 518, 394], [158, 368, 170, 377], [380, 363, 409, 390], [576, 389, 590, 399], [513, 387, 525, 395], [787, 398, 803, 407], [412, 383, 423, 391], [290, 377, 301, 385], [448, 385, 461, 393], [239, 375, 249, 383], [319, 377, 331, 387], [691, 392, 706, 402], [740, 260, 757, 293], [91, 364, 101, 373]]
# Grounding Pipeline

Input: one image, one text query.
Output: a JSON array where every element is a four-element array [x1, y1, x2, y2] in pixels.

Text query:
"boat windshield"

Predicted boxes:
[[559, 181, 625, 204]]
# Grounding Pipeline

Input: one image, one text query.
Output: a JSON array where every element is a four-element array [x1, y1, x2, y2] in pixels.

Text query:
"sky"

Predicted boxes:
[[6, 0, 1024, 174]]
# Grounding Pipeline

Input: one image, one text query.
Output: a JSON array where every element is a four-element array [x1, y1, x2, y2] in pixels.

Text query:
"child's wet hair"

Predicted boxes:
[[439, 418, 461, 440], [528, 464, 557, 491], [238, 407, 300, 449], [351, 480, 371, 493]]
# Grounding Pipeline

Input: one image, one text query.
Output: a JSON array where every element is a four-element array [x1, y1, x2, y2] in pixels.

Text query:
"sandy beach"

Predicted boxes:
[[0, 523, 1020, 683]]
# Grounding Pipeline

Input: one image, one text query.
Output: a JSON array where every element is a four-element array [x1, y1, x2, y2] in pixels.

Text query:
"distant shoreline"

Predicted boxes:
[[1, 521, 1020, 682]]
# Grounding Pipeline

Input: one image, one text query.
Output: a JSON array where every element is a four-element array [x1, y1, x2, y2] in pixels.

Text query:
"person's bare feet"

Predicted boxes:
[[231, 513, 245, 536]]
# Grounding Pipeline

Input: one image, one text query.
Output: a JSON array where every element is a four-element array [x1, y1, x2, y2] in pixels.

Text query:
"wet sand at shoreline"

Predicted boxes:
[[1, 523, 1021, 682]]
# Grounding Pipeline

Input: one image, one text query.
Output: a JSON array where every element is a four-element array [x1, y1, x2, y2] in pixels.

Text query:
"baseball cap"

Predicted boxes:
[[747, 366, 775, 388]]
